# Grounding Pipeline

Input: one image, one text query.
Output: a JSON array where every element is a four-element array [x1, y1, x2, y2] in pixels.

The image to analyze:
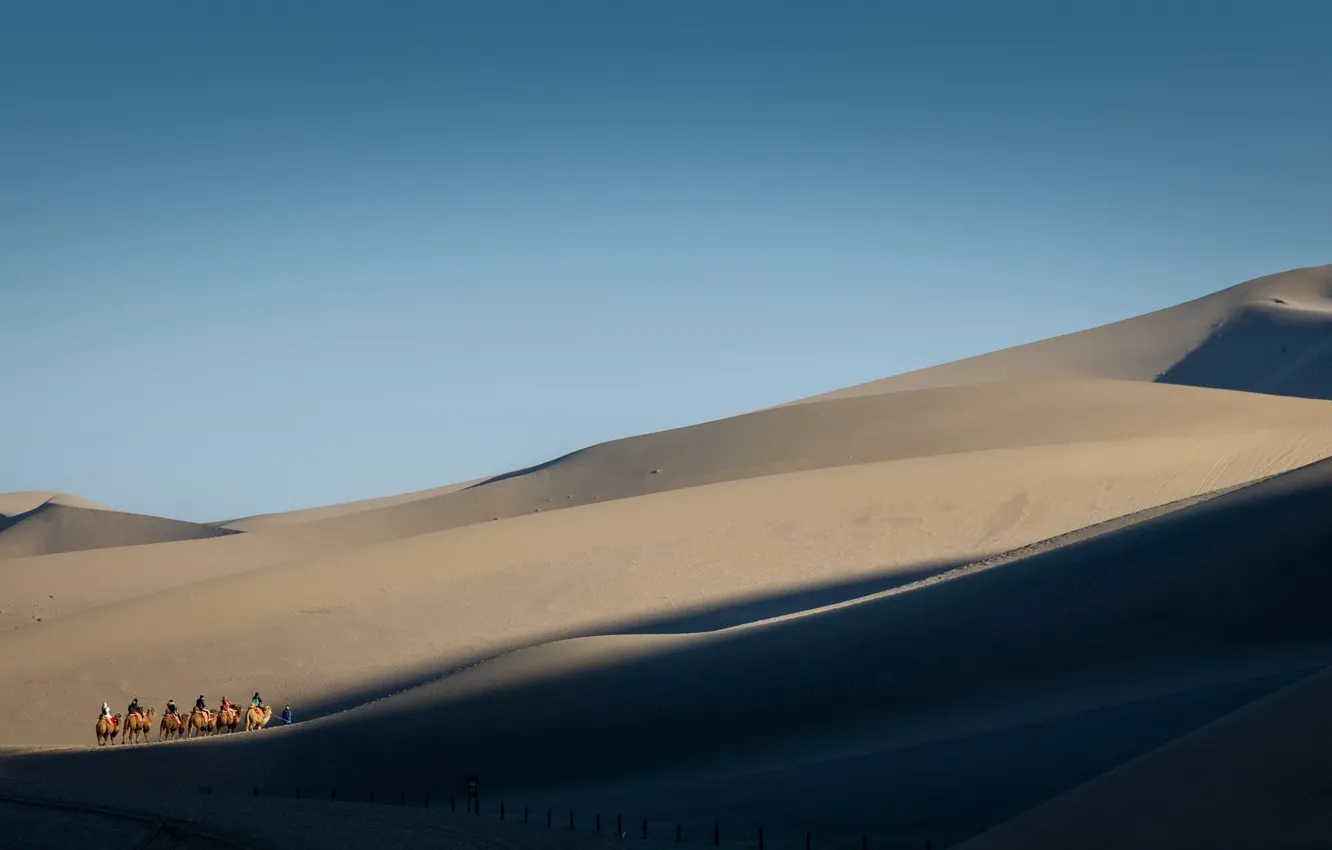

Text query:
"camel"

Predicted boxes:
[[245, 704, 272, 731], [95, 713, 122, 746], [159, 710, 189, 741], [217, 706, 241, 734], [124, 707, 157, 744], [188, 707, 217, 738]]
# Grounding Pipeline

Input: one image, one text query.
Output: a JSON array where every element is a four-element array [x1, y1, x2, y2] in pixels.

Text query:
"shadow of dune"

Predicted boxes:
[[13, 456, 1332, 846], [1157, 302, 1332, 400], [279, 559, 970, 721]]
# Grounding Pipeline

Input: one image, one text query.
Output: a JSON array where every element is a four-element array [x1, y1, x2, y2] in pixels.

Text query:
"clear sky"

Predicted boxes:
[[3, 1, 1330, 521]]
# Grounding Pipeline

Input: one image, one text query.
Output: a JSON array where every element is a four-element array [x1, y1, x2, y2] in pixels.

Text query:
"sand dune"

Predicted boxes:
[[0, 491, 117, 517], [955, 662, 1332, 850], [797, 264, 1332, 404], [10, 379, 1331, 636], [6, 265, 1332, 848], [212, 478, 484, 532], [10, 449, 1332, 847], [0, 492, 238, 559]]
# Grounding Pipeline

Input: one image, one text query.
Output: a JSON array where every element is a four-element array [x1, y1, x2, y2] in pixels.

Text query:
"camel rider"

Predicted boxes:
[[195, 695, 210, 717], [127, 697, 141, 718], [166, 699, 179, 718], [220, 695, 235, 714], [251, 692, 262, 709], [100, 702, 112, 720]]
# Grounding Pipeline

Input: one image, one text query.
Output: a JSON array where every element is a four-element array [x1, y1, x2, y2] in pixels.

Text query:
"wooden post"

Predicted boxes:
[[501, 801, 506, 820], [862, 835, 867, 850], [642, 817, 648, 840], [425, 794, 430, 810], [714, 822, 719, 846], [451, 795, 456, 813], [759, 826, 765, 850], [618, 814, 623, 836], [548, 808, 552, 828], [331, 789, 336, 800], [252, 786, 258, 797], [400, 791, 406, 805], [571, 810, 575, 830], [525, 805, 529, 824], [676, 824, 682, 843], [805, 830, 811, 850], [296, 787, 301, 800], [369, 790, 375, 804], [597, 814, 602, 834]]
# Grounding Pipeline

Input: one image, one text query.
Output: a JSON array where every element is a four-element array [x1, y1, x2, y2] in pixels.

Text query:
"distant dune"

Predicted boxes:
[[0, 492, 238, 559], [4, 264, 1332, 849], [796, 264, 1332, 403]]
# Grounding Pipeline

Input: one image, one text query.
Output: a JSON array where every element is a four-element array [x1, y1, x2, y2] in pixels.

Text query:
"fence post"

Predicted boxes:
[[714, 822, 719, 846], [331, 789, 336, 800], [252, 786, 258, 797], [296, 787, 301, 800], [862, 835, 867, 850], [759, 826, 765, 850], [618, 814, 623, 836], [676, 823, 682, 843], [501, 801, 505, 820], [571, 810, 575, 830], [400, 791, 406, 805], [597, 814, 602, 834], [425, 794, 430, 810], [548, 808, 552, 828], [370, 790, 375, 805], [451, 796, 456, 813], [805, 830, 811, 850], [642, 817, 648, 839], [525, 805, 529, 824]]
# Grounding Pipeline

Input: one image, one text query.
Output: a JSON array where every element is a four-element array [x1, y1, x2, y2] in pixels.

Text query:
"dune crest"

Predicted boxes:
[[795, 263, 1332, 403]]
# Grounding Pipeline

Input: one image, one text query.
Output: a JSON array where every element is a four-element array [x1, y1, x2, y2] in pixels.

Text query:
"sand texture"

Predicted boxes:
[[5, 264, 1332, 849]]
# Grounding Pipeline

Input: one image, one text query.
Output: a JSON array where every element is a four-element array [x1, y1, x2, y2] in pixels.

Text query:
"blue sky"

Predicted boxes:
[[3, 1, 1330, 521]]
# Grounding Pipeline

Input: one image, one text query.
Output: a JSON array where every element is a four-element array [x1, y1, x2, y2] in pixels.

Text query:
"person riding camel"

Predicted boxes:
[[195, 695, 210, 718], [127, 697, 141, 719], [251, 692, 262, 709], [220, 695, 235, 714], [166, 699, 179, 718], [100, 702, 112, 720]]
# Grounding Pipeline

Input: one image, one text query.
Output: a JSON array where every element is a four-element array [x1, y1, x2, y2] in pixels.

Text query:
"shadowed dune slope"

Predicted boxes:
[[11, 454, 1332, 847], [0, 495, 239, 559], [796, 264, 1332, 404], [956, 662, 1332, 850]]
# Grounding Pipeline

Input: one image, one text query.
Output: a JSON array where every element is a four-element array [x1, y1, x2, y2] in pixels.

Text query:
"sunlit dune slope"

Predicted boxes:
[[796, 264, 1332, 404], [4, 380, 1332, 635], [0, 492, 237, 559], [211, 478, 484, 532]]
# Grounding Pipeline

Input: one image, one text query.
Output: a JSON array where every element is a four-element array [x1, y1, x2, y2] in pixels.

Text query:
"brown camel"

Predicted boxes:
[[159, 711, 189, 741], [244, 704, 272, 731], [95, 713, 122, 746], [217, 706, 241, 734], [124, 707, 157, 744], [188, 707, 217, 738]]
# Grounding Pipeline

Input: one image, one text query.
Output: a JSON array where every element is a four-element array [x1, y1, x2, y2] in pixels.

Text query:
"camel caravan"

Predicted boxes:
[[95, 692, 290, 745]]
